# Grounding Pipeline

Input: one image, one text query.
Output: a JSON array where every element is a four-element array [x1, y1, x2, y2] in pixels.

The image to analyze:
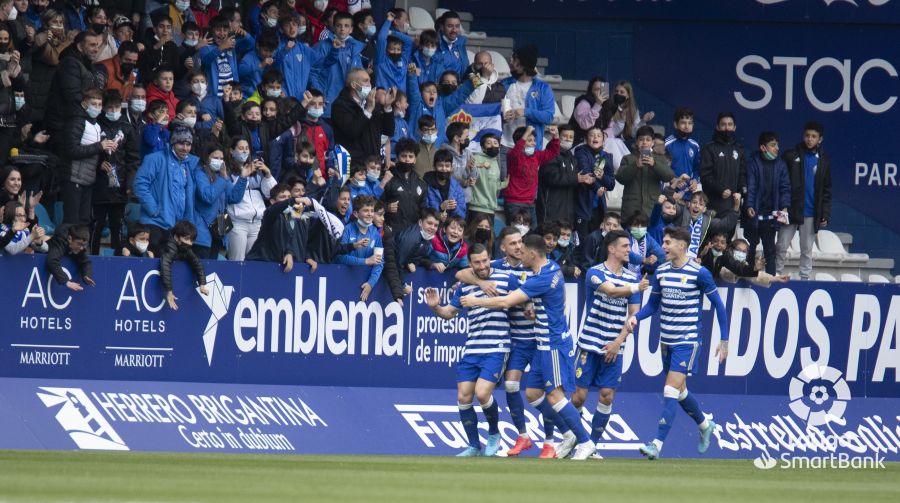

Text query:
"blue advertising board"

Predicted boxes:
[[1, 255, 898, 461]]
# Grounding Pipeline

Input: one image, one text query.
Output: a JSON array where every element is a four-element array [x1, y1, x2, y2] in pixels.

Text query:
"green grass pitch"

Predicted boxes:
[[0, 450, 897, 502]]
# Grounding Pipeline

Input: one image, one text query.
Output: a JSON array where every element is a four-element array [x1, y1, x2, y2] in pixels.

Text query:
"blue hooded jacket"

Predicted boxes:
[[406, 73, 473, 147], [412, 49, 447, 87], [133, 148, 198, 230], [199, 45, 238, 99], [238, 50, 269, 98], [437, 34, 469, 77], [499, 76, 556, 150], [191, 167, 248, 247], [423, 172, 467, 220], [274, 36, 333, 100], [374, 20, 413, 94], [319, 37, 365, 117], [573, 145, 616, 220]]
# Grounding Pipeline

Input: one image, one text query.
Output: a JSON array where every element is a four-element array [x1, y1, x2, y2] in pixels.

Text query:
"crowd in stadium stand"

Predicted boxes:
[[0, 0, 833, 304]]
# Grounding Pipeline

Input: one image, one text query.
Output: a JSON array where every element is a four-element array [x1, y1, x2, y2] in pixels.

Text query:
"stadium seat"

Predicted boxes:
[[817, 230, 868, 262], [868, 274, 891, 283], [815, 272, 837, 281], [487, 50, 510, 77], [561, 95, 576, 120], [409, 7, 434, 32], [466, 49, 475, 64], [553, 100, 564, 124], [895, 275, 900, 284], [435, 8, 448, 19], [33, 203, 55, 236], [840, 273, 862, 282]]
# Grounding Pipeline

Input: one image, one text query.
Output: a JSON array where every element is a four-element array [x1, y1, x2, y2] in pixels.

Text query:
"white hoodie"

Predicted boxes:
[[466, 69, 500, 105]]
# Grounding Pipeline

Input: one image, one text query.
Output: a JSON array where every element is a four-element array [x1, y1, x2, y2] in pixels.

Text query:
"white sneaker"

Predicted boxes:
[[571, 441, 597, 460], [589, 452, 604, 460], [555, 431, 577, 458]]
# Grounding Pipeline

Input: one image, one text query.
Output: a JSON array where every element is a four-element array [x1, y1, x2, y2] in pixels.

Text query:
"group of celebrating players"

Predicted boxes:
[[425, 225, 730, 460]]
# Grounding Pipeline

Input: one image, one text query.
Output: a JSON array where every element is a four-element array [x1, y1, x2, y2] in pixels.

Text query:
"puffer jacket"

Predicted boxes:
[[700, 130, 747, 214], [44, 44, 105, 132], [62, 107, 104, 187]]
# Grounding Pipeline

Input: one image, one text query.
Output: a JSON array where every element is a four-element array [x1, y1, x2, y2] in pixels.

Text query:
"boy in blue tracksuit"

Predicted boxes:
[[274, 14, 336, 100], [665, 107, 701, 201], [347, 164, 384, 200], [320, 12, 365, 117], [573, 129, 616, 237], [199, 18, 241, 98], [334, 195, 384, 301], [374, 12, 414, 94], [238, 35, 278, 98], [412, 30, 446, 87], [390, 93, 411, 160], [406, 68, 476, 147]]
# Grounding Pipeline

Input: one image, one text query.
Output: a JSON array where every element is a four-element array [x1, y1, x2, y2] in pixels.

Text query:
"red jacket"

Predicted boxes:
[[146, 83, 179, 120], [505, 138, 560, 204]]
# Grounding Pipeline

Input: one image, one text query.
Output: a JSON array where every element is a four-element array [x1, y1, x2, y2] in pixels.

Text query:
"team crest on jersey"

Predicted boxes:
[[590, 275, 601, 285], [295, 53, 303, 63], [519, 272, 528, 283], [681, 275, 689, 284], [416, 186, 423, 195], [530, 91, 538, 98], [689, 150, 695, 158]]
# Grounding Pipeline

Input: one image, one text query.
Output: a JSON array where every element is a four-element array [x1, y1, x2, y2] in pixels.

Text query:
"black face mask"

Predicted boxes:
[[120, 63, 134, 76], [91, 23, 106, 34], [245, 118, 261, 128], [0, 43, 8, 53], [436, 171, 450, 182], [484, 147, 499, 158], [395, 161, 414, 173], [388, 53, 402, 62], [439, 84, 457, 96], [458, 138, 470, 149], [613, 94, 627, 107], [474, 228, 491, 242]]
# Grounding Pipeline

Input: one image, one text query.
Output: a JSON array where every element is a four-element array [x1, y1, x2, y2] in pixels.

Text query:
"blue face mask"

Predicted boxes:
[[422, 133, 437, 144], [365, 25, 377, 37], [233, 150, 250, 164], [357, 220, 372, 230], [308, 107, 324, 119], [524, 146, 536, 156], [366, 171, 380, 182]]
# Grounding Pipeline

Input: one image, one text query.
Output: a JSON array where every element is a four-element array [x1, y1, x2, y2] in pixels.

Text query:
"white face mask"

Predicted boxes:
[[514, 224, 530, 236], [422, 47, 436, 58], [191, 82, 207, 96], [711, 249, 723, 258], [233, 150, 250, 164], [265, 17, 277, 28], [7, 6, 17, 21], [558, 238, 570, 248], [560, 141, 574, 151], [182, 116, 197, 128], [135, 240, 149, 253], [420, 229, 434, 241], [308, 107, 324, 119], [210, 158, 225, 170], [184, 38, 198, 47], [524, 146, 535, 156], [130, 99, 146, 112], [314, 0, 328, 11], [105, 111, 121, 121], [733, 250, 748, 263], [175, 0, 190, 12], [357, 84, 372, 99]]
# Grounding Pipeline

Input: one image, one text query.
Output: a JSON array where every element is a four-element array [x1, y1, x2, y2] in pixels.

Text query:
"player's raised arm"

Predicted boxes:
[[424, 287, 460, 320], [455, 267, 498, 296]]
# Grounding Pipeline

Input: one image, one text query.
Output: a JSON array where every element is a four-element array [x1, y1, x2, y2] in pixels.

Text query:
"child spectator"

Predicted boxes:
[[624, 211, 664, 275], [414, 115, 438, 177], [664, 107, 701, 188], [142, 99, 172, 157], [374, 11, 413, 94], [714, 238, 790, 287], [187, 71, 224, 130], [424, 149, 466, 221], [225, 137, 277, 260], [649, 194, 679, 244], [406, 63, 476, 147], [46, 224, 93, 292], [554, 220, 580, 278], [61, 88, 115, 225], [198, 16, 239, 99], [615, 125, 675, 219], [335, 195, 384, 301], [576, 212, 622, 269], [119, 223, 154, 257], [382, 138, 427, 232], [540, 220, 561, 259], [393, 207, 440, 274], [699, 232, 729, 271], [572, 126, 616, 240], [274, 13, 336, 100], [441, 121, 476, 201], [239, 33, 278, 98], [428, 216, 469, 273], [745, 131, 791, 275], [389, 91, 411, 163], [320, 12, 364, 117], [146, 67, 179, 119], [192, 146, 247, 259], [505, 124, 560, 229], [672, 191, 740, 260], [347, 160, 383, 199], [160, 220, 208, 311], [246, 187, 320, 273], [412, 29, 445, 87], [467, 132, 504, 224]]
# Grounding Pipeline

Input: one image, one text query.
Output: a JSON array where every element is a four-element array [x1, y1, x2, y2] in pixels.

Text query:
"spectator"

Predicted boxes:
[[393, 207, 439, 274], [576, 211, 622, 270], [539, 220, 560, 258], [698, 231, 729, 271], [270, 89, 332, 179], [615, 125, 675, 219], [133, 125, 197, 255], [465, 51, 504, 104], [218, 7, 256, 59], [507, 208, 533, 238], [331, 67, 395, 162], [605, 79, 654, 147], [350, 8, 377, 67], [464, 212, 494, 255], [572, 126, 616, 240], [649, 194, 679, 244], [388, 91, 410, 163], [777, 121, 833, 280], [198, 15, 243, 99], [347, 160, 383, 199], [672, 191, 740, 260], [554, 220, 580, 278], [499, 44, 555, 178], [60, 88, 112, 225], [190, 0, 217, 32], [335, 194, 384, 301], [252, 0, 279, 38], [247, 189, 328, 273], [125, 85, 148, 133], [700, 112, 746, 216], [0, 200, 47, 254], [27, 8, 74, 124], [428, 215, 469, 273], [374, 10, 412, 94], [44, 30, 104, 136], [569, 76, 609, 144], [411, 29, 444, 87], [441, 121, 475, 201], [714, 237, 790, 286], [505, 124, 560, 229], [413, 115, 437, 177], [273, 12, 336, 100], [467, 132, 503, 224], [159, 220, 208, 311], [90, 90, 140, 254], [0, 165, 21, 206], [537, 124, 579, 227], [745, 131, 791, 275], [146, 66, 179, 119], [406, 64, 475, 148], [223, 92, 306, 163], [119, 223, 154, 258], [424, 148, 466, 221], [239, 32, 277, 98], [138, 15, 179, 82], [224, 137, 277, 260], [191, 145, 247, 259], [97, 41, 139, 102], [86, 5, 116, 61], [435, 10, 467, 77], [45, 223, 93, 292], [177, 21, 205, 93], [141, 99, 172, 156], [624, 211, 664, 275], [329, 185, 352, 224], [0, 26, 24, 163], [665, 107, 700, 186], [320, 11, 364, 117]]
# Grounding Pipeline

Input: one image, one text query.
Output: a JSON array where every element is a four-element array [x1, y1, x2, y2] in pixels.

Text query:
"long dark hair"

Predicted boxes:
[[200, 145, 224, 183], [226, 137, 250, 175], [464, 213, 494, 254]]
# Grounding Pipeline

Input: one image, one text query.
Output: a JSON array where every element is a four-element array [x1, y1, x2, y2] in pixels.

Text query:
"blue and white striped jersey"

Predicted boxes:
[[650, 260, 717, 345], [490, 258, 534, 341], [580, 264, 641, 354], [519, 261, 569, 351], [450, 269, 518, 354]]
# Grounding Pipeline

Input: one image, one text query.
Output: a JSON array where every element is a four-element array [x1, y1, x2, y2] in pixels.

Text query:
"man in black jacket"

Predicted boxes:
[[776, 121, 832, 279], [382, 138, 427, 232], [46, 224, 93, 292], [330, 67, 395, 162], [537, 125, 579, 227], [44, 31, 104, 136], [700, 112, 746, 218]]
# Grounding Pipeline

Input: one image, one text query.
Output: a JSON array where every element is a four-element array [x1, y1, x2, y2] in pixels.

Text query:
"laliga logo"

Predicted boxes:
[[36, 387, 128, 450], [198, 273, 235, 365], [788, 364, 851, 427]]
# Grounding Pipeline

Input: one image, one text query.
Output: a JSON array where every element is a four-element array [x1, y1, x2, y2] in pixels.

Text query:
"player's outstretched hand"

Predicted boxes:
[[716, 340, 729, 363], [424, 287, 440, 307]]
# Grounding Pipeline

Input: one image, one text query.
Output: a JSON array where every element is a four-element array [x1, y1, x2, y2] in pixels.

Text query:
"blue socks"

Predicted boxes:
[[458, 402, 480, 448], [591, 402, 612, 444], [505, 381, 527, 434], [531, 396, 557, 440], [482, 396, 500, 435], [656, 386, 681, 442], [678, 389, 705, 425], [553, 399, 589, 443]]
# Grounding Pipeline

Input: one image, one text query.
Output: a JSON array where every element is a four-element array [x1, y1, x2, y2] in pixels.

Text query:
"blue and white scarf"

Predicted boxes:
[[687, 215, 704, 258]]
